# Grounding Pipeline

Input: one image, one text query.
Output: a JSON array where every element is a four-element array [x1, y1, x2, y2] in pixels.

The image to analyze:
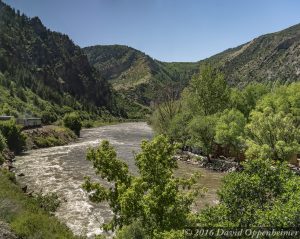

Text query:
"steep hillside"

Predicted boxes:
[[202, 23, 300, 86], [84, 45, 199, 106], [0, 0, 113, 118]]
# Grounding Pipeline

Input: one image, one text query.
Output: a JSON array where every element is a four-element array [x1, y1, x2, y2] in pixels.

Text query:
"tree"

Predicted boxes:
[[150, 101, 181, 135], [255, 82, 300, 127], [183, 65, 230, 116], [245, 107, 300, 161], [83, 135, 200, 238], [198, 159, 300, 227], [230, 82, 270, 117], [215, 109, 246, 158], [188, 114, 218, 160], [150, 85, 182, 135], [63, 112, 82, 136], [167, 111, 192, 145]]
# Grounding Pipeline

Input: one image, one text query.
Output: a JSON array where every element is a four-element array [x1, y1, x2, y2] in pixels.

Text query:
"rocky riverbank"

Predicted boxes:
[[23, 125, 77, 150], [177, 151, 300, 175], [176, 151, 242, 172]]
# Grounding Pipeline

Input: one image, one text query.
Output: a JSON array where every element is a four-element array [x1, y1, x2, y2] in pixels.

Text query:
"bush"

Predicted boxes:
[[82, 120, 93, 128], [41, 110, 58, 124], [34, 192, 60, 213], [0, 131, 7, 152], [63, 112, 82, 137], [0, 120, 26, 154]]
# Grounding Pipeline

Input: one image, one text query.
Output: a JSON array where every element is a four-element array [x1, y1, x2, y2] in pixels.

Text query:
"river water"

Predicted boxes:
[[14, 122, 224, 238]]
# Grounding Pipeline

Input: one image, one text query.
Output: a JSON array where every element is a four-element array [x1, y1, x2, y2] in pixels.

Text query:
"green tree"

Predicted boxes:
[[255, 82, 300, 127], [63, 112, 82, 136], [245, 107, 300, 161], [167, 111, 192, 145], [215, 109, 246, 158], [230, 82, 270, 117], [188, 115, 218, 160], [183, 65, 230, 116], [150, 101, 181, 135], [198, 159, 300, 227], [83, 135, 200, 238]]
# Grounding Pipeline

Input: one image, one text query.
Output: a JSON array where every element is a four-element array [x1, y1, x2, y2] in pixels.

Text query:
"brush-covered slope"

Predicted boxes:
[[84, 45, 199, 106], [0, 0, 113, 117], [202, 23, 300, 86]]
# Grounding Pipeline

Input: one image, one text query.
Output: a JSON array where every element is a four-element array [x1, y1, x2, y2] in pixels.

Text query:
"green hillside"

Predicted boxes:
[[84, 45, 199, 106], [0, 0, 114, 119], [201, 23, 300, 86]]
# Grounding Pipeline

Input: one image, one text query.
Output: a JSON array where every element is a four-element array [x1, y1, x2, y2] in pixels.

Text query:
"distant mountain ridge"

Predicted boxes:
[[84, 45, 198, 105], [84, 23, 300, 107]]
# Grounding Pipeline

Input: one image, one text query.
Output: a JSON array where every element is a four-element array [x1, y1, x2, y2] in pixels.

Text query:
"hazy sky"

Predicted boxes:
[[4, 0, 300, 62]]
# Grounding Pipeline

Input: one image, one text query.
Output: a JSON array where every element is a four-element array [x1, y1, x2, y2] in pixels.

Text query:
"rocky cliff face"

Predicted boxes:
[[0, 0, 112, 111]]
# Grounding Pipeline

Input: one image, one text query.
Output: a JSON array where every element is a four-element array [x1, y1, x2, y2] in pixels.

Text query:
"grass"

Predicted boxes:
[[0, 169, 78, 239]]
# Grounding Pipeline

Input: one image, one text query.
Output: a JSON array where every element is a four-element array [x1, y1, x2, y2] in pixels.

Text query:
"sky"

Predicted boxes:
[[3, 0, 300, 62]]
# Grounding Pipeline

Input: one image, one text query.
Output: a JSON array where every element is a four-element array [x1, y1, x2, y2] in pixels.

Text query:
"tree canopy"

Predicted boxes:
[[83, 135, 200, 238]]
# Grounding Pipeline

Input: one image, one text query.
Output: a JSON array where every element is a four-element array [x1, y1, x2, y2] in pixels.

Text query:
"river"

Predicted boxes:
[[14, 122, 224, 238]]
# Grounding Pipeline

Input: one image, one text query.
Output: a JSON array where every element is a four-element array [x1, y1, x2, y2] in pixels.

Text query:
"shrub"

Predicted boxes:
[[82, 120, 93, 128], [63, 112, 82, 137], [0, 131, 7, 152], [41, 110, 58, 124], [34, 192, 60, 213], [0, 120, 26, 154]]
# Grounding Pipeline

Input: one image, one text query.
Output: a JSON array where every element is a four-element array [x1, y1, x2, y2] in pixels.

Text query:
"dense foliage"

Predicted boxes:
[[198, 159, 300, 227], [148, 63, 300, 237], [83, 135, 200, 238], [0, 119, 26, 153], [152, 64, 300, 162], [63, 112, 82, 137]]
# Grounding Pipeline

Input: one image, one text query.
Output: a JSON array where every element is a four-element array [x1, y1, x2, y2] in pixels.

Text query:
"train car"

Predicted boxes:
[[17, 118, 42, 128], [0, 115, 13, 121]]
